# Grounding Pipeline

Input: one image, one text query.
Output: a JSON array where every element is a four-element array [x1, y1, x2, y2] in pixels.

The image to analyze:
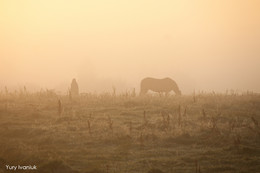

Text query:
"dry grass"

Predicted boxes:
[[0, 90, 259, 172]]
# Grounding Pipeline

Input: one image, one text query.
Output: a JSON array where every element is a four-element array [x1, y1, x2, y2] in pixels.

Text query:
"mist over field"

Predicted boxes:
[[1, 1, 260, 173], [1, 0, 260, 94]]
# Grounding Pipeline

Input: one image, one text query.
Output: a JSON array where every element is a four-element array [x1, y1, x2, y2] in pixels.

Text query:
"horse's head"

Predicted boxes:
[[175, 89, 182, 96]]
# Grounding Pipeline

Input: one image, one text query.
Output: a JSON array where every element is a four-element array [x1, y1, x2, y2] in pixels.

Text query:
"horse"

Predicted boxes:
[[140, 77, 181, 96]]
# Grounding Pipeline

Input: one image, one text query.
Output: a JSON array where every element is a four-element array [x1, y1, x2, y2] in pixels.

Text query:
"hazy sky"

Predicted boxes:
[[1, 0, 260, 93]]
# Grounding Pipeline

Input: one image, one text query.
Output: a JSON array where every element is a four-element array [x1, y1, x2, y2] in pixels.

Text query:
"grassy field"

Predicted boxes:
[[0, 91, 260, 173]]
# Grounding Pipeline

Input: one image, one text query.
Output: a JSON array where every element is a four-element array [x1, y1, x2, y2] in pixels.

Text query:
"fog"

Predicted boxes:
[[1, 0, 260, 94]]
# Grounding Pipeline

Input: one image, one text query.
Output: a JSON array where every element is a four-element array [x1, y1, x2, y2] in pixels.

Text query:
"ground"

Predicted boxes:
[[0, 91, 260, 173]]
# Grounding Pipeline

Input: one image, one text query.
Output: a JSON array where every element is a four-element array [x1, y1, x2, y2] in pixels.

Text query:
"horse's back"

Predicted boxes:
[[140, 77, 181, 95]]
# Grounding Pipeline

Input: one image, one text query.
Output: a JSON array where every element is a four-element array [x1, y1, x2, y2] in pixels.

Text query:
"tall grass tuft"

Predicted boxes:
[[140, 132, 144, 146], [87, 114, 92, 134], [131, 88, 136, 97], [5, 86, 8, 95], [58, 99, 62, 116], [143, 110, 148, 126], [183, 106, 187, 117], [193, 90, 196, 102], [87, 120, 91, 135], [68, 88, 72, 101], [107, 115, 113, 133], [161, 112, 170, 130], [250, 116, 260, 137], [202, 109, 206, 119], [251, 116, 259, 127], [112, 86, 116, 97], [234, 134, 241, 147], [178, 105, 181, 127], [195, 160, 201, 173], [129, 121, 133, 135]]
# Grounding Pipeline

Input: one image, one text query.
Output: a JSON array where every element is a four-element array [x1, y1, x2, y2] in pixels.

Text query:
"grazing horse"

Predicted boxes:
[[140, 77, 181, 96]]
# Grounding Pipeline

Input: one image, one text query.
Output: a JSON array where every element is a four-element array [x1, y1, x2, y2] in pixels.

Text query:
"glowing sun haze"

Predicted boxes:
[[1, 0, 260, 93]]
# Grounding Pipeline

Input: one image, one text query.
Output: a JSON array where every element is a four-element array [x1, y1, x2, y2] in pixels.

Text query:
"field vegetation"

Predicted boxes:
[[0, 89, 259, 173]]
